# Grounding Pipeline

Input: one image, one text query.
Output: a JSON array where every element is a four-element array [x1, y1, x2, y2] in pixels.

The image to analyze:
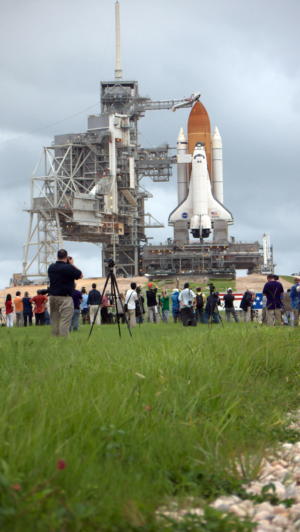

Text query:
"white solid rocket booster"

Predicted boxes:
[[176, 127, 188, 204], [212, 127, 223, 204]]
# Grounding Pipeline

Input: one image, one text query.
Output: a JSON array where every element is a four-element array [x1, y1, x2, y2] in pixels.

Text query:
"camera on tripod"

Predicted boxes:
[[104, 258, 116, 269], [208, 283, 216, 293]]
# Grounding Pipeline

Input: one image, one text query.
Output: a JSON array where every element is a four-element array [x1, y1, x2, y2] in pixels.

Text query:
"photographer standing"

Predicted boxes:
[[48, 249, 83, 336], [146, 282, 159, 324], [179, 283, 196, 327]]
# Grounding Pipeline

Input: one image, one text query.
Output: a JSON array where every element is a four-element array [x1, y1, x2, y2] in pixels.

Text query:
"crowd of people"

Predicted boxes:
[[2, 290, 50, 328], [2, 250, 299, 335]]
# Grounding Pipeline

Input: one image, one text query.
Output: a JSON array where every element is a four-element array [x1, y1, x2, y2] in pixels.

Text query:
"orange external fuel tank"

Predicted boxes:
[[187, 101, 211, 181]]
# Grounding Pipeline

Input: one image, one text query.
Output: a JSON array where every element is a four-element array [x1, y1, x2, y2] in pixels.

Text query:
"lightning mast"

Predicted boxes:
[[115, 1, 122, 80]]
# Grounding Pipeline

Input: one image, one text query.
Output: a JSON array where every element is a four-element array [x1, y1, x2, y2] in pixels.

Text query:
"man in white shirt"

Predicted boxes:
[[179, 283, 197, 327], [125, 282, 138, 329]]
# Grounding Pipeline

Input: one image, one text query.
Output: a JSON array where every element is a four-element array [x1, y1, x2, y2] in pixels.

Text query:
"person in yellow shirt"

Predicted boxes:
[[14, 291, 23, 327]]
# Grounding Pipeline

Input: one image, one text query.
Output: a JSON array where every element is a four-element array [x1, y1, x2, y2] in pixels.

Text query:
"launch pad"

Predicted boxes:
[[141, 239, 270, 280]]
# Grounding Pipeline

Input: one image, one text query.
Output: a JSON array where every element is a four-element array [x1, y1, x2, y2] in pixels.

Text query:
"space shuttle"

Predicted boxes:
[[169, 101, 233, 240]]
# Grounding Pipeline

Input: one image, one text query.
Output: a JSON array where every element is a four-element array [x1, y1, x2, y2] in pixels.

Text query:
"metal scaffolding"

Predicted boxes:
[[22, 2, 200, 280]]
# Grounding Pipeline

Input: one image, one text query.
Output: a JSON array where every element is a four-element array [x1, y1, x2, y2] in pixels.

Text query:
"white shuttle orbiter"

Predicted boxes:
[[169, 140, 233, 239]]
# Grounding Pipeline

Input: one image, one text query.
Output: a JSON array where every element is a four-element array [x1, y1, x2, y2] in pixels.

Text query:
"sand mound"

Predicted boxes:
[[235, 274, 293, 293], [0, 276, 149, 302]]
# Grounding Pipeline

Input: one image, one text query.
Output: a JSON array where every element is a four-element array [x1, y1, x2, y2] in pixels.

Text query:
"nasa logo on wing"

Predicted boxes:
[[182, 212, 188, 219]]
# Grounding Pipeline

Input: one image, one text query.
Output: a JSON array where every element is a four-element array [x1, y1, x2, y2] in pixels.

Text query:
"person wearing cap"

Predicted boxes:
[[289, 278, 300, 326], [223, 288, 239, 324], [146, 282, 159, 324], [179, 283, 197, 326], [171, 289, 180, 323]]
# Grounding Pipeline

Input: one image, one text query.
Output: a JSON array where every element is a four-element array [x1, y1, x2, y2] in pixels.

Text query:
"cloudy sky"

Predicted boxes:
[[0, 0, 299, 288]]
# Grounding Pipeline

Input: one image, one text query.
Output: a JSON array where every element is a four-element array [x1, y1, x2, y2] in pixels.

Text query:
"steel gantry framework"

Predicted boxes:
[[22, 1, 202, 280], [22, 91, 198, 280]]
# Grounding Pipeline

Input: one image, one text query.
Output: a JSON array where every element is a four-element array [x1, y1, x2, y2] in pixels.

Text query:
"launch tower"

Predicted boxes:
[[22, 1, 200, 280]]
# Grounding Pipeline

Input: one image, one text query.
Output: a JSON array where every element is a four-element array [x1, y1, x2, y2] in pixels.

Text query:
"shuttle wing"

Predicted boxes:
[[168, 191, 193, 224]]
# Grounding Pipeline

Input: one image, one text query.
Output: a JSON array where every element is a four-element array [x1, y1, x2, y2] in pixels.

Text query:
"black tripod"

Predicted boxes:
[[88, 259, 132, 340], [0, 308, 6, 327]]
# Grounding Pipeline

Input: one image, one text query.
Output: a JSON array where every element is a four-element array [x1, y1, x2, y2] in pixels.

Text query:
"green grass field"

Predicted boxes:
[[148, 279, 236, 296], [280, 275, 297, 284], [1, 322, 300, 531]]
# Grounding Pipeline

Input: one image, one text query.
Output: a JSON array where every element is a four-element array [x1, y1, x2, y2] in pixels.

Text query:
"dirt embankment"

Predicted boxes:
[[0, 276, 149, 302], [0, 274, 294, 302], [235, 274, 293, 293]]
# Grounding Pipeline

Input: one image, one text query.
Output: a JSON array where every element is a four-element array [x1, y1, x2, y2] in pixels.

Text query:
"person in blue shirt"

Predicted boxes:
[[171, 289, 180, 323], [289, 277, 300, 327], [69, 284, 83, 332], [22, 291, 33, 327], [81, 287, 89, 325]]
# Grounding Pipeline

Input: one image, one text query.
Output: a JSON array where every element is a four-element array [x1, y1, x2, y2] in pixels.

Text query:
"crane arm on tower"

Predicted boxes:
[[131, 93, 201, 114]]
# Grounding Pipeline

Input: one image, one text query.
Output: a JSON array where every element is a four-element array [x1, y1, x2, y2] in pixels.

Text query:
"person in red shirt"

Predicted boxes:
[[30, 290, 48, 326], [5, 294, 14, 327]]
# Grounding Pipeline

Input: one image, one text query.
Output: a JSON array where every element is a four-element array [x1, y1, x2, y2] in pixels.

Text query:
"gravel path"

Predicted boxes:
[[157, 412, 300, 531]]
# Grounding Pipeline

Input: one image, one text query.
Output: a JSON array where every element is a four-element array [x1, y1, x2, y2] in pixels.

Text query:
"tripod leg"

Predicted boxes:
[[111, 275, 122, 337], [112, 273, 132, 338], [88, 273, 110, 340], [137, 295, 145, 328], [215, 307, 224, 327]]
